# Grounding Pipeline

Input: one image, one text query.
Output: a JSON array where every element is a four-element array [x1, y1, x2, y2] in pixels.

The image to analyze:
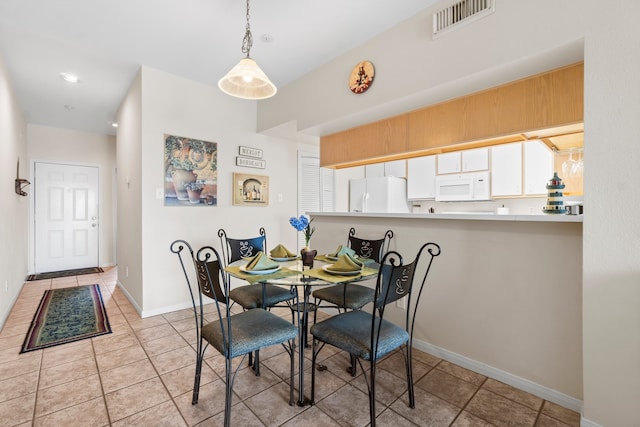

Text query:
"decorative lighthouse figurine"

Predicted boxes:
[[543, 172, 567, 214]]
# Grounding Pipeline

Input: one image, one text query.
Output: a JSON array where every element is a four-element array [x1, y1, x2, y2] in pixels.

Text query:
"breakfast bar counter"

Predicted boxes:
[[308, 211, 583, 222], [306, 211, 583, 411]]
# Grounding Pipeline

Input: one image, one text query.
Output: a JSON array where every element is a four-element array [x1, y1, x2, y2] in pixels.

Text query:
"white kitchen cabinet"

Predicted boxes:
[[437, 148, 488, 174], [491, 143, 522, 196], [437, 152, 461, 174], [524, 140, 553, 195], [462, 148, 489, 172], [365, 163, 385, 178], [384, 159, 406, 177], [365, 160, 406, 178], [407, 156, 436, 200]]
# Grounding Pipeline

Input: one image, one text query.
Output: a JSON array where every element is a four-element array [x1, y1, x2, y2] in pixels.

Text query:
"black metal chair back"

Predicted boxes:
[[372, 243, 440, 361], [347, 227, 393, 263], [310, 242, 441, 427], [170, 239, 297, 427], [218, 227, 266, 264], [170, 240, 230, 359]]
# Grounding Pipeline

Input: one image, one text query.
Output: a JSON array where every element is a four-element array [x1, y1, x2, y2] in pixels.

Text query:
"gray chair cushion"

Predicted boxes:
[[202, 309, 298, 359], [230, 284, 295, 309], [310, 310, 408, 361], [312, 284, 374, 310]]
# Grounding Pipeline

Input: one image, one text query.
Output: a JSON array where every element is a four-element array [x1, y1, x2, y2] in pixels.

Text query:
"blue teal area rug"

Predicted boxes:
[[21, 284, 111, 353]]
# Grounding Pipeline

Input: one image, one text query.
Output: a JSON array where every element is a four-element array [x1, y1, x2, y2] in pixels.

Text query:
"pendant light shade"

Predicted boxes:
[[218, 57, 277, 100], [218, 0, 276, 100]]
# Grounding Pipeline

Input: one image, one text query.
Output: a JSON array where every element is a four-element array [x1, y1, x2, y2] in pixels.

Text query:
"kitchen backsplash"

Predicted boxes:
[[411, 196, 584, 215]]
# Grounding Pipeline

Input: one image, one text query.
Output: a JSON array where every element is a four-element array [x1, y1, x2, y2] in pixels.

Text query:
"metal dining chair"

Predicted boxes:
[[310, 242, 441, 427], [313, 228, 393, 312], [312, 227, 393, 374], [170, 240, 298, 427], [218, 227, 296, 374]]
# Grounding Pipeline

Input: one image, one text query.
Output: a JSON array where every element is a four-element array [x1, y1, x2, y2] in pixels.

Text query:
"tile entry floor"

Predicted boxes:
[[0, 268, 581, 426]]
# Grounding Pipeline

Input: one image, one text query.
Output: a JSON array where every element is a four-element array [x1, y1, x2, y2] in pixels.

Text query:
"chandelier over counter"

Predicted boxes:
[[218, 0, 277, 100]]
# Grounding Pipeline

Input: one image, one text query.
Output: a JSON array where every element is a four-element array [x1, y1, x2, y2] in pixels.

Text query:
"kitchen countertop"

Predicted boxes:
[[308, 211, 583, 223]]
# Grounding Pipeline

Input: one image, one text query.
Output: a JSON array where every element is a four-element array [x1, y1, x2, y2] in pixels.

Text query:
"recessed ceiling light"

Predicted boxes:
[[60, 73, 80, 83], [111, 123, 118, 128], [260, 34, 274, 43]]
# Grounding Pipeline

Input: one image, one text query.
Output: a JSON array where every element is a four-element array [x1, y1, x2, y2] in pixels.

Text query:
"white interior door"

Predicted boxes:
[[34, 162, 99, 273]]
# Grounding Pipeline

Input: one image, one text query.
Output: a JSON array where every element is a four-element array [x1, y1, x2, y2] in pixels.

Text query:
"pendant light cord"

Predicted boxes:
[[241, 0, 253, 58]]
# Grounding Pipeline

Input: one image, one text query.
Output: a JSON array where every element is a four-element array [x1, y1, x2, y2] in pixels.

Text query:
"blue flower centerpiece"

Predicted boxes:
[[289, 215, 315, 249]]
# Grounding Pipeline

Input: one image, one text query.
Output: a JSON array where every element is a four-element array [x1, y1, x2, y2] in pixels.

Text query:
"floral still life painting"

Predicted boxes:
[[164, 134, 217, 206]]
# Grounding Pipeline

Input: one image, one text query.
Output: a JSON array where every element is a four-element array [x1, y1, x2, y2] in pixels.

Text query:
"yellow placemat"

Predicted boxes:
[[303, 266, 378, 284], [224, 266, 299, 284], [316, 254, 377, 266], [314, 254, 336, 263]]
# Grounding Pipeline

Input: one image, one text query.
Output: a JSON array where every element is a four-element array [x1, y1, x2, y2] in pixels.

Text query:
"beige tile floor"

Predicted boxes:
[[0, 267, 581, 426]]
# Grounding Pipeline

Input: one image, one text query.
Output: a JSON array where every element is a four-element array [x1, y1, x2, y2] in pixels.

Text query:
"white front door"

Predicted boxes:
[[34, 162, 100, 273]]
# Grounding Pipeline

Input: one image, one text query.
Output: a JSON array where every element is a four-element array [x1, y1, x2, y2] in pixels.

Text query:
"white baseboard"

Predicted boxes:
[[412, 338, 583, 414], [141, 300, 193, 318], [115, 281, 142, 315], [580, 417, 604, 427], [116, 280, 193, 319]]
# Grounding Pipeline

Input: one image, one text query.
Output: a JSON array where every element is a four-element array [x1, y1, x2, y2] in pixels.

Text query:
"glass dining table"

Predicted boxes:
[[225, 255, 379, 406]]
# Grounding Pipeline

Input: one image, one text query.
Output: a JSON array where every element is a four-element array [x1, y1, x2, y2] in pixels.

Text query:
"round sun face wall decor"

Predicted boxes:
[[349, 61, 375, 94]]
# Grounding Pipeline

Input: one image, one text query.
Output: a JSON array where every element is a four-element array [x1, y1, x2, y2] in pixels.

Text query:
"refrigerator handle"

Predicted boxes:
[[362, 192, 369, 213]]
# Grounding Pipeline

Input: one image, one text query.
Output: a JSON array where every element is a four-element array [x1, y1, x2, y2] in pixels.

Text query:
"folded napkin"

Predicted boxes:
[[330, 253, 364, 272], [270, 244, 297, 258], [245, 251, 279, 271], [328, 245, 356, 258]]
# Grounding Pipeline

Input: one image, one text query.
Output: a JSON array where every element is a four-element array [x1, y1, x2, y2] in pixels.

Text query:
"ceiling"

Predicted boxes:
[[0, 0, 440, 136]]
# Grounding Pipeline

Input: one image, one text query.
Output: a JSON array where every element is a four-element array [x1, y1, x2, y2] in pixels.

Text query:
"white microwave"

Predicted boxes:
[[435, 171, 491, 201]]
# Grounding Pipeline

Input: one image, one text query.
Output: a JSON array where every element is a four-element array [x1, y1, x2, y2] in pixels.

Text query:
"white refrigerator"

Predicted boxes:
[[349, 176, 410, 213]]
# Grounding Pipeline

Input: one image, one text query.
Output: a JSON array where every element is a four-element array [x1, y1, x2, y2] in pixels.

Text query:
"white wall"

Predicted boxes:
[[117, 66, 300, 316], [258, 1, 586, 136], [115, 71, 143, 309], [582, 2, 640, 425], [310, 214, 582, 407], [27, 125, 117, 270], [257, 1, 640, 425], [0, 55, 28, 329]]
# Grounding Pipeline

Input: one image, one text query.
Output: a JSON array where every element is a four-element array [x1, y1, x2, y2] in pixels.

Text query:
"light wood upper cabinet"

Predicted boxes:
[[320, 63, 583, 169], [320, 115, 408, 168]]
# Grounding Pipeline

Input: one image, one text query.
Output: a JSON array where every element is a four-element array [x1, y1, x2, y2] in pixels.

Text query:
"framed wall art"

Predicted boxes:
[[164, 134, 218, 206], [232, 172, 269, 206]]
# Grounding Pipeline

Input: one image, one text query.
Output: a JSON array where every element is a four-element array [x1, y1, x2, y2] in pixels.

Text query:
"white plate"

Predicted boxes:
[[269, 256, 298, 262], [240, 265, 281, 275], [322, 264, 361, 276], [326, 254, 359, 262]]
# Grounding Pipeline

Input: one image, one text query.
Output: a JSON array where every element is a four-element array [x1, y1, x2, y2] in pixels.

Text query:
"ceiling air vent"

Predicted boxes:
[[433, 0, 495, 38]]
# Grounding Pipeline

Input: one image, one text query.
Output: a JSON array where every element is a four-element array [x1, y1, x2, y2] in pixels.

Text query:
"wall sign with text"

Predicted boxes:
[[238, 146, 263, 159], [236, 157, 266, 169]]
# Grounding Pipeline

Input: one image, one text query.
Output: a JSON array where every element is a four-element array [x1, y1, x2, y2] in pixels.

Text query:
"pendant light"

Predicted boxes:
[[218, 0, 277, 100]]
